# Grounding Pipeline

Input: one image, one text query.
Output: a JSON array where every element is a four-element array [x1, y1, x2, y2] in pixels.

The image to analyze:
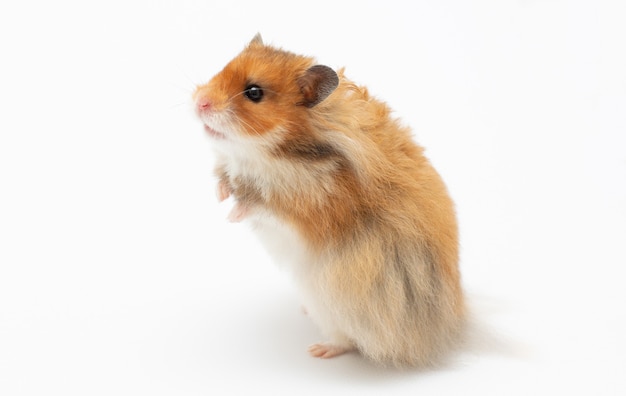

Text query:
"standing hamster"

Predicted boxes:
[[193, 34, 465, 368]]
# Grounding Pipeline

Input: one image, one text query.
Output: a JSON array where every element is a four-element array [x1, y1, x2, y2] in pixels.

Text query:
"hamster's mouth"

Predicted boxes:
[[203, 124, 226, 139]]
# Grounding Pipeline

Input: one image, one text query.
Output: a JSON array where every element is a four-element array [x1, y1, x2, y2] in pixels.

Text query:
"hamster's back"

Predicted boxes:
[[301, 76, 465, 367]]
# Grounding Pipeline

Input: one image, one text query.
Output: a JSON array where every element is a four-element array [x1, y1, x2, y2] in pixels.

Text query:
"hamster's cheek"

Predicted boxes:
[[235, 101, 302, 139]]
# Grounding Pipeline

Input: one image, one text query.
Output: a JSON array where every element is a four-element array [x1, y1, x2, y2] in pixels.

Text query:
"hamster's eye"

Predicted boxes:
[[244, 84, 264, 103]]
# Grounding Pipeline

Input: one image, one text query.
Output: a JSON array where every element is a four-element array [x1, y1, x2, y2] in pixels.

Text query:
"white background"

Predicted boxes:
[[1, 1, 625, 394]]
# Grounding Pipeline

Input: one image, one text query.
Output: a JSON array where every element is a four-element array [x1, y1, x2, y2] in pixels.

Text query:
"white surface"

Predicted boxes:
[[1, 1, 625, 395]]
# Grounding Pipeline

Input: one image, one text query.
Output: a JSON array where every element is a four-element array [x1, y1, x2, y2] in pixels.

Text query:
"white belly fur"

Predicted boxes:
[[248, 211, 341, 343]]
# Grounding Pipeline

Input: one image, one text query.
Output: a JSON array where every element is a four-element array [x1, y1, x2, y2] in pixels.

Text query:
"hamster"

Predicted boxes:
[[193, 34, 465, 368]]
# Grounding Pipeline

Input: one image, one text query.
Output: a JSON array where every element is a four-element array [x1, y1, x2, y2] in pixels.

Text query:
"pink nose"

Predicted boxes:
[[196, 97, 212, 113]]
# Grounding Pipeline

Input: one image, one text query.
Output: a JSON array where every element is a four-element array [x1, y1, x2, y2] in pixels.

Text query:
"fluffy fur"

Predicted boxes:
[[193, 35, 465, 368]]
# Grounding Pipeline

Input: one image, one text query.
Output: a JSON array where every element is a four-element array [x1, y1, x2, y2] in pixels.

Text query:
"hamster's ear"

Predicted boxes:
[[249, 33, 263, 46], [297, 65, 339, 108]]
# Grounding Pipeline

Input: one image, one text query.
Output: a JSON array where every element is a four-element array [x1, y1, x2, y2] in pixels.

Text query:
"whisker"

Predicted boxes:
[[169, 101, 189, 109], [237, 116, 264, 137], [220, 87, 285, 137]]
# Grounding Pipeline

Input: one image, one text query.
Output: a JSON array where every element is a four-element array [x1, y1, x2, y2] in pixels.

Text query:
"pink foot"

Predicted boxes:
[[217, 180, 231, 202], [308, 342, 354, 359], [227, 202, 249, 223]]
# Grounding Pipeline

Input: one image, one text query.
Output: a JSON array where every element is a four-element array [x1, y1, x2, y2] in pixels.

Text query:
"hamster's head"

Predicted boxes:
[[193, 34, 338, 145]]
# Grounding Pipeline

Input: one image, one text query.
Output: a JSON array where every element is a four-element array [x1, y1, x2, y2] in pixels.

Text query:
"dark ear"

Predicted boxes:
[[297, 65, 339, 108]]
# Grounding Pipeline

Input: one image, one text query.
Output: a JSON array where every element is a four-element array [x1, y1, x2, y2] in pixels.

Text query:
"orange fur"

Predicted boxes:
[[194, 36, 465, 368]]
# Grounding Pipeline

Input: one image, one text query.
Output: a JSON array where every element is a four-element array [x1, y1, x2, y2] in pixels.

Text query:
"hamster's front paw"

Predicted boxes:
[[308, 342, 355, 359], [217, 179, 232, 202], [227, 202, 249, 223]]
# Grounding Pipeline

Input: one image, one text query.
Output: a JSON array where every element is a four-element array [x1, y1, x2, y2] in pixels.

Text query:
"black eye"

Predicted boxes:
[[244, 84, 264, 103]]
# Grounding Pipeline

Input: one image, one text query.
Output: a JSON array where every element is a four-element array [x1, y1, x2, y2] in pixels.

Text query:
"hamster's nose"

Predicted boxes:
[[195, 96, 213, 114]]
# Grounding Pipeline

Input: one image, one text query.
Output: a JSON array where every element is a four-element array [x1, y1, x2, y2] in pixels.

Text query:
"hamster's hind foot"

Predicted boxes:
[[308, 342, 354, 359]]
